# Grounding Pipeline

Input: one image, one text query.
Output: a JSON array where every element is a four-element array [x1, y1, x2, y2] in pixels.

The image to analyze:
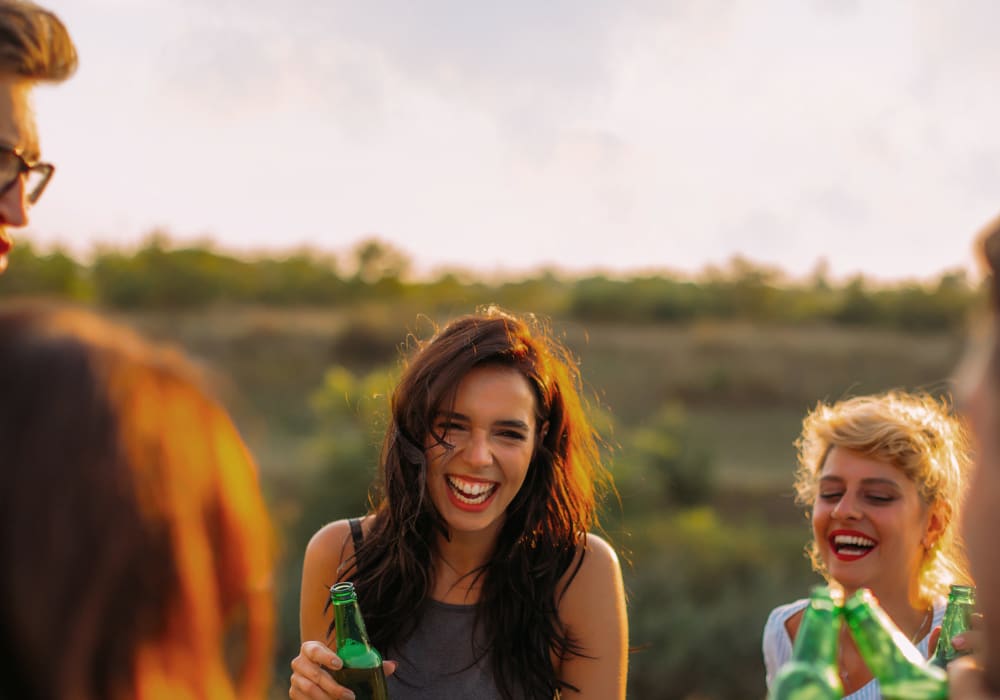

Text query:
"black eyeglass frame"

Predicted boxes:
[[0, 146, 54, 205]]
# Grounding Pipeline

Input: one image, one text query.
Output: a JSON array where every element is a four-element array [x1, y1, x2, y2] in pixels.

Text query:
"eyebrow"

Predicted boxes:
[[435, 411, 532, 431], [818, 476, 902, 489]]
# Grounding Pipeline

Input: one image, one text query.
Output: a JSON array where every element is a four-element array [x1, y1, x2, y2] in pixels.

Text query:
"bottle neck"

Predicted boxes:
[[948, 586, 976, 607], [932, 588, 977, 665], [793, 597, 840, 666], [844, 592, 946, 691], [334, 596, 374, 650]]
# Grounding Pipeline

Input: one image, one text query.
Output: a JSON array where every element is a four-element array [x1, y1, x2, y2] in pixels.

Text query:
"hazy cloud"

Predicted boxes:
[[29, 0, 1000, 280]]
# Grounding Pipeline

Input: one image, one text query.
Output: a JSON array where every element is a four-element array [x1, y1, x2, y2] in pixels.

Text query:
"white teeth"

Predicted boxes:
[[833, 534, 876, 547], [446, 476, 498, 504]]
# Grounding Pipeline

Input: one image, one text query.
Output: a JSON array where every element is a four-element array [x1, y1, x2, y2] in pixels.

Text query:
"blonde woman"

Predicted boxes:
[[762, 391, 973, 699]]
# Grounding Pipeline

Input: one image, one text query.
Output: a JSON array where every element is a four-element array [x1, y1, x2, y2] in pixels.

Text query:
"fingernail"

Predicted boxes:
[[341, 691, 356, 700], [952, 634, 967, 649], [329, 655, 343, 670]]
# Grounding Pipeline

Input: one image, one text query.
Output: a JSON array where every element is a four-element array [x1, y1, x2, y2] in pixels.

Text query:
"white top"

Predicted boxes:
[[762, 597, 946, 700]]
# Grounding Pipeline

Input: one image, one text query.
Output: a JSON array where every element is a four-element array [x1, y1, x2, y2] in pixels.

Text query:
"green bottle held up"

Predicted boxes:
[[843, 588, 947, 700], [930, 584, 976, 668], [327, 581, 390, 700], [768, 585, 844, 700]]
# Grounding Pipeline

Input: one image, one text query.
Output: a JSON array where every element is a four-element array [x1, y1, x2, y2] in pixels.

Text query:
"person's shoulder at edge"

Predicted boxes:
[[765, 598, 810, 638], [762, 598, 809, 685]]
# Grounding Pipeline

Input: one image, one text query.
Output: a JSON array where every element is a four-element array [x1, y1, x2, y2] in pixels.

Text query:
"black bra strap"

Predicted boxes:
[[348, 517, 364, 552]]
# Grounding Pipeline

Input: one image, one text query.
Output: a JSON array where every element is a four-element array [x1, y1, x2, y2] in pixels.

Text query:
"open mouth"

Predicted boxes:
[[0, 231, 11, 256], [446, 475, 499, 507], [829, 531, 877, 561]]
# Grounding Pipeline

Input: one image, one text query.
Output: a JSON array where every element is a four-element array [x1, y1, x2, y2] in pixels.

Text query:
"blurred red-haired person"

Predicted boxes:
[[0, 303, 275, 699]]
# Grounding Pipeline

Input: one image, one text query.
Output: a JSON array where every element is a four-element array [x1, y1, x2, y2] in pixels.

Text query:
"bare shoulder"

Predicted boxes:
[[784, 608, 804, 642], [304, 514, 377, 577], [558, 533, 623, 602], [303, 519, 352, 580], [556, 532, 626, 635]]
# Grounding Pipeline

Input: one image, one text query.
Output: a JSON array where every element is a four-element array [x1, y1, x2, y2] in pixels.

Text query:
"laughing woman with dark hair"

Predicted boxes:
[[290, 307, 628, 700]]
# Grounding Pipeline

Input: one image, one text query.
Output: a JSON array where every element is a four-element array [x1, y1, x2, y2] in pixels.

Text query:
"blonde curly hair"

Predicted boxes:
[[793, 390, 973, 601]]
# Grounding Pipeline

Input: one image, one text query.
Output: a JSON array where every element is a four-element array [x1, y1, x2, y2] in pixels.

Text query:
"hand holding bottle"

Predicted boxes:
[[948, 656, 1000, 699], [930, 585, 978, 668], [289, 640, 397, 700]]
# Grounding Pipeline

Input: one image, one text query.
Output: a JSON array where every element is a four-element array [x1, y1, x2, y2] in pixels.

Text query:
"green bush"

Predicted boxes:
[[624, 508, 819, 700]]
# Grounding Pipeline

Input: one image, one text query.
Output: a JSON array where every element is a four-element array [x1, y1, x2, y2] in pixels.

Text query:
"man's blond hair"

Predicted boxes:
[[0, 0, 76, 81]]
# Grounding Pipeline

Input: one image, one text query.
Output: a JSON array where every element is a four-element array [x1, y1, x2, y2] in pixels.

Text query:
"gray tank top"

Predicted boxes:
[[347, 519, 509, 700], [387, 599, 504, 700]]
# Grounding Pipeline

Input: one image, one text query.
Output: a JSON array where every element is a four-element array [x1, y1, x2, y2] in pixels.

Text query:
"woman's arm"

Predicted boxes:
[[556, 533, 628, 699], [300, 519, 353, 644], [291, 519, 379, 700]]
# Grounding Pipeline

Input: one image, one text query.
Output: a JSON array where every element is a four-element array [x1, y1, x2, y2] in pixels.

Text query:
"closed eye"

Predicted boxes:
[[497, 429, 527, 441], [865, 493, 896, 504], [818, 492, 843, 502]]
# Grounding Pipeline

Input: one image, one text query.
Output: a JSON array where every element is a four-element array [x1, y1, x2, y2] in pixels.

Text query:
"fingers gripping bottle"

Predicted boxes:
[[768, 585, 844, 700], [843, 588, 947, 700], [929, 584, 976, 669], [327, 581, 389, 700]]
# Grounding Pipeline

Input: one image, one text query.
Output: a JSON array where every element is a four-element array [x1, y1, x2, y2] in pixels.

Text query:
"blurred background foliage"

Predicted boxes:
[[3, 235, 981, 699]]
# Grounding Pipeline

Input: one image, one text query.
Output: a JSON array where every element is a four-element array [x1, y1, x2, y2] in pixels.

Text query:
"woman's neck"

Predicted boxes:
[[833, 582, 932, 694], [839, 581, 932, 641], [431, 529, 497, 604]]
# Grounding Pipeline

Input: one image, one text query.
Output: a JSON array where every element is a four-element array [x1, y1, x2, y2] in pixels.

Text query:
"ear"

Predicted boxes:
[[538, 420, 549, 441], [923, 498, 950, 550]]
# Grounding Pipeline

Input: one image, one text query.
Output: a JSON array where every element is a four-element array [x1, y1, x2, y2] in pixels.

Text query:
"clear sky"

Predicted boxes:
[[25, 0, 1000, 281]]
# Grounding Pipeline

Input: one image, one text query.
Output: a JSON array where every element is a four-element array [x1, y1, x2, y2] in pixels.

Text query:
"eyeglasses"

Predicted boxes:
[[0, 146, 54, 205]]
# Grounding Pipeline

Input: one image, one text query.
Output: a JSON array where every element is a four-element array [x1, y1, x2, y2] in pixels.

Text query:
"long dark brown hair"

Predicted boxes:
[[0, 303, 273, 700], [344, 306, 613, 699]]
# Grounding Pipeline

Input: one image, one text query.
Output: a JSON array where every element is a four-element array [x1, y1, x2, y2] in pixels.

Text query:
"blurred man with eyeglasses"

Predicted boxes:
[[0, 0, 76, 274]]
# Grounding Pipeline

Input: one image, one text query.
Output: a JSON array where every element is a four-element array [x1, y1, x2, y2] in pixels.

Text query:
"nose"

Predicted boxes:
[[463, 428, 493, 468], [0, 177, 29, 228], [831, 491, 862, 521]]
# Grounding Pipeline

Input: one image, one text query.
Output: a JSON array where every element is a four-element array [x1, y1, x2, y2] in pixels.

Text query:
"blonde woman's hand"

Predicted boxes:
[[929, 613, 985, 664], [948, 655, 1000, 699], [289, 640, 397, 700]]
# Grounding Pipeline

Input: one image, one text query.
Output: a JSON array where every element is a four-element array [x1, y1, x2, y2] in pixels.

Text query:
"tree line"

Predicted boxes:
[[1, 234, 981, 331]]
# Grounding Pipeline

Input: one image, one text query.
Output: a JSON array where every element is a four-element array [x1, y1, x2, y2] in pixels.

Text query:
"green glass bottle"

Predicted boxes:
[[767, 585, 844, 700], [328, 581, 389, 700], [843, 588, 947, 700], [930, 584, 976, 668]]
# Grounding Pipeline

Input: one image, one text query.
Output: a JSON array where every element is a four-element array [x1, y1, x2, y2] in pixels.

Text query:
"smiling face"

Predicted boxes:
[[812, 446, 941, 600], [425, 363, 538, 540]]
